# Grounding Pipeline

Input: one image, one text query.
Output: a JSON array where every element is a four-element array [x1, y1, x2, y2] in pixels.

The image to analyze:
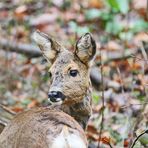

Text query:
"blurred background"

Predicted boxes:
[[0, 0, 148, 147]]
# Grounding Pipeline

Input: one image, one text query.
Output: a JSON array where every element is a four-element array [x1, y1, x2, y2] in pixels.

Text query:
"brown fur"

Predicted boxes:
[[0, 32, 96, 147], [32, 31, 96, 129], [0, 107, 87, 148]]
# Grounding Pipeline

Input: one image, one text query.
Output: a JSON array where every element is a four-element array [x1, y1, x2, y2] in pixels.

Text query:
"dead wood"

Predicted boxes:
[[0, 38, 41, 57], [90, 66, 121, 91], [96, 49, 138, 66]]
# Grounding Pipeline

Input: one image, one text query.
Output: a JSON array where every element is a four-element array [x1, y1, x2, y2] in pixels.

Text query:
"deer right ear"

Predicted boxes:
[[32, 30, 62, 62], [75, 33, 96, 64]]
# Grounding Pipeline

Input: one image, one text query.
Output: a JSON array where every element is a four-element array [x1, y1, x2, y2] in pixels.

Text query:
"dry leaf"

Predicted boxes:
[[107, 41, 122, 51], [89, 0, 104, 8], [27, 100, 38, 108], [15, 5, 28, 20]]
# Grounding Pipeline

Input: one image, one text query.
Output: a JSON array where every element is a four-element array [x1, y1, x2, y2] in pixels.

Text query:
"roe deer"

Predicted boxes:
[[0, 106, 87, 148], [32, 30, 96, 129]]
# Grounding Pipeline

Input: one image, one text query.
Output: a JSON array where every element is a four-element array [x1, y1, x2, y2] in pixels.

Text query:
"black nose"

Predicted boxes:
[[48, 91, 66, 102]]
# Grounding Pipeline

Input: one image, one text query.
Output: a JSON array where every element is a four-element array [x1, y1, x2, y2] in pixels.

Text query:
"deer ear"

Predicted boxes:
[[75, 33, 96, 64], [32, 30, 62, 62]]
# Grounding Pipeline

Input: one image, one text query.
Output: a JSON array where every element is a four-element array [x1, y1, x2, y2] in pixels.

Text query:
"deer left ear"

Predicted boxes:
[[75, 33, 96, 64], [32, 30, 63, 63]]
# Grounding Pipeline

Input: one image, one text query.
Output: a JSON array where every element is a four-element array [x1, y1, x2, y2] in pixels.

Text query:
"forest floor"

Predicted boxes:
[[0, 0, 148, 147]]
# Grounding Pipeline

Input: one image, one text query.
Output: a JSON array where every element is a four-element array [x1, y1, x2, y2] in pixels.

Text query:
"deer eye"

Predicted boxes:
[[69, 70, 78, 77]]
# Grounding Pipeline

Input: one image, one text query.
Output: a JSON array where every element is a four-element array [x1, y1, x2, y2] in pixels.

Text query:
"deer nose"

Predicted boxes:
[[48, 91, 66, 103]]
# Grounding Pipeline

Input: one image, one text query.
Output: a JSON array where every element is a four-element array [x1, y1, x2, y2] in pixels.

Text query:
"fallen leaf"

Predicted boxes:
[[107, 41, 122, 51], [12, 107, 23, 113], [15, 5, 28, 20], [100, 136, 110, 145], [87, 124, 99, 135], [89, 0, 104, 8], [27, 100, 38, 108], [124, 138, 129, 147], [134, 32, 148, 46]]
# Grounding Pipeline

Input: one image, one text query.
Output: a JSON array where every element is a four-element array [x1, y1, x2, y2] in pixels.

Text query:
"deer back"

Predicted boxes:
[[0, 107, 87, 148]]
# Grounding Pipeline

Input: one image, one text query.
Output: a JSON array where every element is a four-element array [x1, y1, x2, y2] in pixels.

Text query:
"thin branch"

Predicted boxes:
[[130, 130, 148, 148], [139, 42, 148, 64], [131, 54, 148, 62], [0, 118, 7, 127], [0, 104, 16, 115], [116, 67, 124, 93], [129, 42, 148, 147], [108, 142, 113, 148], [120, 102, 148, 109], [98, 51, 105, 148]]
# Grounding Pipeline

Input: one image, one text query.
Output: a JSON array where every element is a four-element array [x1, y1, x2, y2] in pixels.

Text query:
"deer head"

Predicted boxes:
[[32, 30, 96, 106]]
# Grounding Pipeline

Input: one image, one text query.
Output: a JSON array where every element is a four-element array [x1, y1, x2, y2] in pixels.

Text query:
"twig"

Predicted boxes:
[[130, 130, 148, 148], [129, 42, 148, 147], [108, 142, 113, 148], [116, 67, 124, 93], [120, 102, 148, 109], [0, 104, 16, 115], [131, 54, 148, 62], [0, 118, 7, 127], [98, 51, 105, 148], [140, 42, 148, 64]]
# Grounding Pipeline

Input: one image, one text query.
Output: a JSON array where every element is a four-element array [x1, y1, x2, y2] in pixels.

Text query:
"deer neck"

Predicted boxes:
[[61, 88, 92, 129]]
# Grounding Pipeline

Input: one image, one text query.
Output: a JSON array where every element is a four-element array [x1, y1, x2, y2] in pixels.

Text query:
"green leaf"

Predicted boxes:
[[117, 0, 129, 14], [107, 0, 129, 14], [85, 9, 101, 20], [107, 0, 119, 10], [119, 32, 133, 41], [92, 92, 100, 104], [21, 99, 31, 105], [105, 20, 123, 35], [77, 26, 90, 35], [130, 19, 148, 33], [68, 21, 90, 36], [139, 133, 148, 145], [68, 21, 77, 31]]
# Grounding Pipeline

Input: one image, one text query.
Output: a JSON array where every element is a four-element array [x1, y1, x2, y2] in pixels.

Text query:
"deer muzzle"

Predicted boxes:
[[48, 91, 66, 104]]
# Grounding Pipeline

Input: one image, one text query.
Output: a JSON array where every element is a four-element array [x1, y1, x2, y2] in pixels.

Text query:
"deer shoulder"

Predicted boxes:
[[0, 107, 87, 148]]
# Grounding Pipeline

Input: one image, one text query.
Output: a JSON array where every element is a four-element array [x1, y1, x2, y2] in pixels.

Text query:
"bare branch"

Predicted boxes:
[[0, 38, 41, 57], [98, 51, 105, 148], [0, 104, 16, 115], [130, 130, 148, 148]]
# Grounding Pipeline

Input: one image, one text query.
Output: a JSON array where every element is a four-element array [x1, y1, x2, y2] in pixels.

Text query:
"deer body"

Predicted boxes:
[[0, 31, 96, 147], [0, 107, 87, 148]]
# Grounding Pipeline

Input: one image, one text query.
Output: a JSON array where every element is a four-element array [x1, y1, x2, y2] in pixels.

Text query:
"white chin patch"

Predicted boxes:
[[48, 98, 63, 105]]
